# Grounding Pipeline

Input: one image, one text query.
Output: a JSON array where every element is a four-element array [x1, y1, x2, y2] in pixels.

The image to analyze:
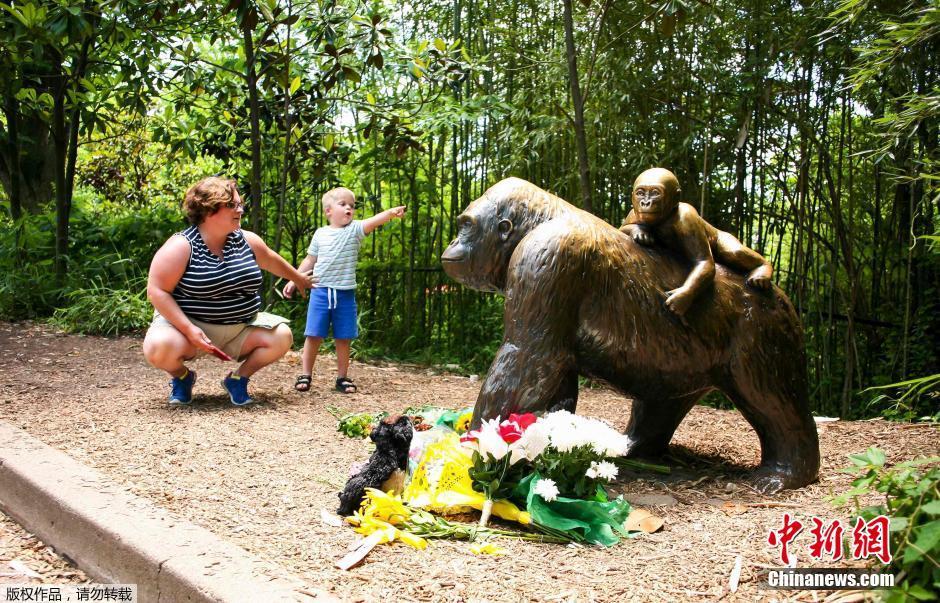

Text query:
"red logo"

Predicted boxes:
[[852, 515, 892, 564], [808, 517, 845, 561], [767, 513, 804, 565], [767, 515, 893, 565]]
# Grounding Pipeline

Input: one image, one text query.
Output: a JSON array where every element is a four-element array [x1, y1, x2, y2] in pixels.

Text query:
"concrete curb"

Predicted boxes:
[[0, 421, 337, 602]]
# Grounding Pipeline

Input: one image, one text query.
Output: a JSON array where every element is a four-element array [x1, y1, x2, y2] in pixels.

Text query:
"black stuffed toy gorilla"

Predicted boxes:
[[337, 415, 414, 516]]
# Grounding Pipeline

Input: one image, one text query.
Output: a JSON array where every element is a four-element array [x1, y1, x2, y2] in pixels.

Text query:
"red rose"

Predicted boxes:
[[498, 421, 523, 443], [507, 413, 537, 430]]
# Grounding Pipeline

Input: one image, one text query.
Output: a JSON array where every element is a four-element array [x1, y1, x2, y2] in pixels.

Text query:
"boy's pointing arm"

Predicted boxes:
[[362, 206, 407, 234]]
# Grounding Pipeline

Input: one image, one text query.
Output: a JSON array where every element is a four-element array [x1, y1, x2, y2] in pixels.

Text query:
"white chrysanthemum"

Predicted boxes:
[[595, 460, 618, 481], [540, 411, 629, 455], [520, 421, 551, 460], [476, 419, 509, 460], [594, 430, 630, 457], [533, 478, 559, 502], [585, 462, 598, 479], [548, 426, 581, 453], [507, 420, 551, 464]]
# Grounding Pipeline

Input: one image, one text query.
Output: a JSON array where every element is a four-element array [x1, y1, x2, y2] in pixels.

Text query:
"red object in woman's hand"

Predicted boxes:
[[207, 344, 233, 361]]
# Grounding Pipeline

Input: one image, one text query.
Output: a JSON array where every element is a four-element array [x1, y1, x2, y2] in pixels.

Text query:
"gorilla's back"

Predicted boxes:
[[523, 212, 802, 396]]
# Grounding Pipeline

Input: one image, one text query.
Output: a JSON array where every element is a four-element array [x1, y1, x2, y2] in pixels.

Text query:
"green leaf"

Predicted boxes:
[[0, 4, 29, 27], [907, 584, 935, 600], [888, 516, 909, 531], [920, 500, 940, 515], [433, 38, 446, 52], [905, 520, 940, 564], [258, 0, 274, 23], [289, 75, 301, 95], [323, 133, 334, 151], [366, 92, 376, 105]]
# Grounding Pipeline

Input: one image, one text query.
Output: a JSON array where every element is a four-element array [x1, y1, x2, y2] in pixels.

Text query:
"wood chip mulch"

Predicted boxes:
[[0, 321, 936, 602]]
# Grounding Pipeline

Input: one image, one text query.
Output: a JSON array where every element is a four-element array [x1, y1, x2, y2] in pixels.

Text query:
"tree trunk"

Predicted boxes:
[[2, 96, 23, 221], [562, 0, 592, 213], [53, 63, 69, 285], [53, 25, 94, 286], [243, 22, 264, 236], [273, 2, 294, 256], [0, 102, 55, 216]]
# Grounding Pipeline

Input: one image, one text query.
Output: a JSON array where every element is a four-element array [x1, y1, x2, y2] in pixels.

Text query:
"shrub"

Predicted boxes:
[[51, 281, 151, 337], [831, 447, 940, 601]]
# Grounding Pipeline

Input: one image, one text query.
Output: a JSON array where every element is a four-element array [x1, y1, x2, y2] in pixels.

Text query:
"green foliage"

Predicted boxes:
[[832, 448, 940, 600], [0, 213, 59, 319], [532, 445, 614, 500], [0, 192, 177, 331], [327, 406, 388, 439], [468, 450, 525, 501], [865, 374, 940, 423], [50, 280, 150, 336]]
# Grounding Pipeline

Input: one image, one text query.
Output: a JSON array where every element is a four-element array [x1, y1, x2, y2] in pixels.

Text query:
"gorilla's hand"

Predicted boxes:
[[633, 229, 655, 246], [746, 274, 772, 290], [665, 287, 694, 316], [621, 224, 655, 246]]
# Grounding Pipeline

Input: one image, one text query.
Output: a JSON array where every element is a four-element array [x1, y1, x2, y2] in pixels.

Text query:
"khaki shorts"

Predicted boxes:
[[148, 311, 290, 361]]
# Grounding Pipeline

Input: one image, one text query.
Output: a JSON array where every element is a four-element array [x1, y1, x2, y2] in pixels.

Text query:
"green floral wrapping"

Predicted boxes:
[[516, 473, 635, 547], [433, 407, 472, 430]]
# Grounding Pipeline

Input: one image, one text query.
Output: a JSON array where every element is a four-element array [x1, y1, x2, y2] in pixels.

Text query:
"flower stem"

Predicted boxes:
[[614, 457, 671, 474], [479, 498, 494, 527]]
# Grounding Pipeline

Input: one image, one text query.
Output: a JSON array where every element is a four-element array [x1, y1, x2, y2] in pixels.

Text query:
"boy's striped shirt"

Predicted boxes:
[[307, 221, 366, 289]]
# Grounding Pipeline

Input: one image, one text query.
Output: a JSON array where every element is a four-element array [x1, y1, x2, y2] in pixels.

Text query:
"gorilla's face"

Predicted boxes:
[[441, 194, 516, 293], [631, 168, 681, 225]]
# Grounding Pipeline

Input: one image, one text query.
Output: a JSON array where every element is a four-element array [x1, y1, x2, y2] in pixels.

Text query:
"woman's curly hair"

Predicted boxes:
[[182, 177, 238, 225]]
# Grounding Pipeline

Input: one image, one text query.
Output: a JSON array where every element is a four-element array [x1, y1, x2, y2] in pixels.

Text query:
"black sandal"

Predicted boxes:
[[295, 375, 312, 392], [335, 377, 357, 394]]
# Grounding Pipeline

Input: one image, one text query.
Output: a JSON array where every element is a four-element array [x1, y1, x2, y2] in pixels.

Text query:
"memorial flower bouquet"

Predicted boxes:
[[529, 410, 629, 499], [501, 410, 639, 546], [460, 413, 547, 525]]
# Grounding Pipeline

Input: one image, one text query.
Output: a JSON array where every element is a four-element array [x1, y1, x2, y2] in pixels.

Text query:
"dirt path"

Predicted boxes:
[[0, 321, 936, 601]]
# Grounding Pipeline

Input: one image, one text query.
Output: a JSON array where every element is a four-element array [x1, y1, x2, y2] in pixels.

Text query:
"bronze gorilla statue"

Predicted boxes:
[[441, 177, 819, 493]]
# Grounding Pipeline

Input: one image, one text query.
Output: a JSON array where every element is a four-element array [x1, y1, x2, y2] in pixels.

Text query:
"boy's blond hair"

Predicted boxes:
[[322, 187, 355, 211]]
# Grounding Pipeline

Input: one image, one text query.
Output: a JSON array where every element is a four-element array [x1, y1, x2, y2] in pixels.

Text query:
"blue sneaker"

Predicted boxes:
[[222, 372, 254, 406], [169, 370, 196, 405]]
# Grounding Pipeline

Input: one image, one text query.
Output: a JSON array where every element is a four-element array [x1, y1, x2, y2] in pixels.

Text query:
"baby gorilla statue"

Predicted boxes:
[[336, 415, 413, 516], [621, 168, 773, 315]]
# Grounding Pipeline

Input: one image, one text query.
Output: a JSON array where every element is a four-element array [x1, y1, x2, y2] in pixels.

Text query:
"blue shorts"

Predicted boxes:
[[305, 287, 358, 339]]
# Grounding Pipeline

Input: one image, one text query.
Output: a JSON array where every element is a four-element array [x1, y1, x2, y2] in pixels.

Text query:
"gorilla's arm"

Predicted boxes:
[[619, 209, 654, 246], [663, 204, 717, 315]]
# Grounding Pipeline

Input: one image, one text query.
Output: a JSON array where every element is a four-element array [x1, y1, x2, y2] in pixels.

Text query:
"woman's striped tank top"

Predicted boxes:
[[171, 226, 263, 324]]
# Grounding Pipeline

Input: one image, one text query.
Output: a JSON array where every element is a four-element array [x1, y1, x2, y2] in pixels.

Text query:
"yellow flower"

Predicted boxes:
[[352, 513, 428, 550], [454, 411, 474, 434], [470, 541, 507, 555], [362, 488, 412, 525]]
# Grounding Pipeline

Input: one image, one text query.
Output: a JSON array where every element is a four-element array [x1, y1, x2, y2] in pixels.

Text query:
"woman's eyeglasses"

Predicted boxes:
[[225, 200, 246, 210]]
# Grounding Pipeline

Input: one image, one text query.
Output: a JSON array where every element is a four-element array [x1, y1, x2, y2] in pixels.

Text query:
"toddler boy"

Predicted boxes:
[[284, 187, 406, 392]]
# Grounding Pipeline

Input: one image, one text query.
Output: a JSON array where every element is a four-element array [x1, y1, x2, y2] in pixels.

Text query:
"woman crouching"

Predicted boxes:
[[143, 177, 314, 406]]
